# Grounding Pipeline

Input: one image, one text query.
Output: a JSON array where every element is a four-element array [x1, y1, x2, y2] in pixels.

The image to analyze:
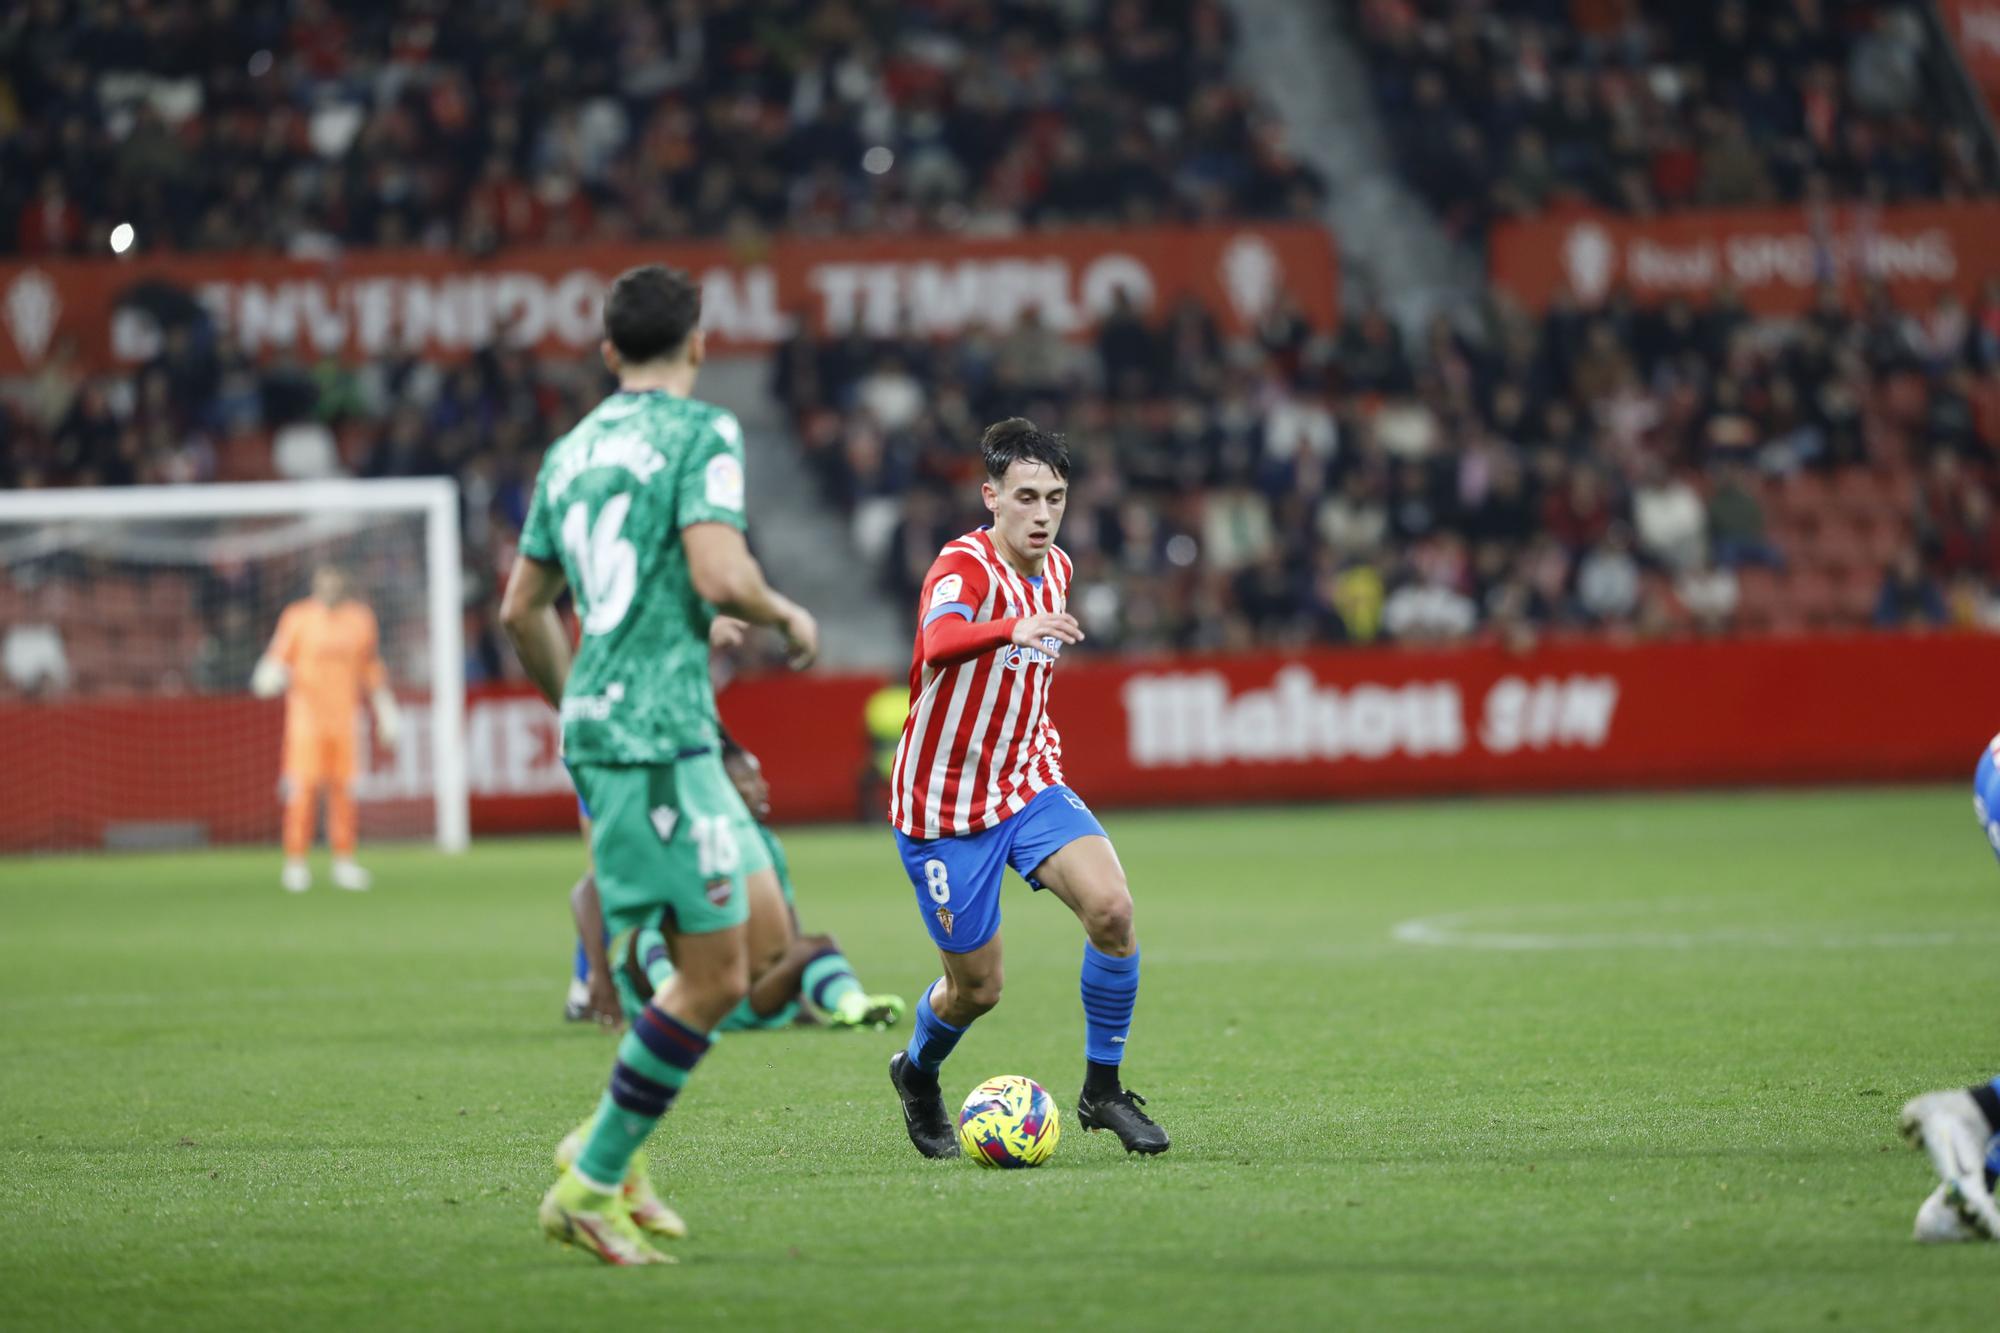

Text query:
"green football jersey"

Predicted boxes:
[[519, 389, 748, 762]]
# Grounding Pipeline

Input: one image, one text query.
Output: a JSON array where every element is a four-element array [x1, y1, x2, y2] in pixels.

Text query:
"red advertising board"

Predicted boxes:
[[1, 632, 1994, 852], [1489, 202, 2000, 314], [1939, 0, 2000, 122], [0, 222, 1337, 376]]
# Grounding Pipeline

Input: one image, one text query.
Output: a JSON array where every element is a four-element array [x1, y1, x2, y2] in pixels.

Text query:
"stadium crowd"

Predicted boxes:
[[1350, 0, 1993, 239], [6, 0, 2000, 701], [2, 0, 1319, 258], [776, 273, 2000, 651]]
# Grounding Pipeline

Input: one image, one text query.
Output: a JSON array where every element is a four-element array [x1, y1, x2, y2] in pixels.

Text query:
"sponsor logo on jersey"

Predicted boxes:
[[562, 682, 625, 723], [1002, 637, 1061, 670], [929, 573, 963, 611], [934, 905, 955, 937]]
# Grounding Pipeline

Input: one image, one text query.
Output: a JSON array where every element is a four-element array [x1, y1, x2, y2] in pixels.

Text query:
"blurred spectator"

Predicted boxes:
[[1576, 525, 1641, 624], [1632, 460, 1707, 572], [1936, 488, 2000, 583], [1875, 546, 1947, 627], [2, 623, 70, 694], [1676, 559, 1741, 634], [1382, 571, 1476, 643], [1706, 464, 1782, 569]]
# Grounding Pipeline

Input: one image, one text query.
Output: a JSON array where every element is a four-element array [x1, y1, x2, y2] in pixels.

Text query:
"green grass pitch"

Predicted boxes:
[[4, 787, 1998, 1331]]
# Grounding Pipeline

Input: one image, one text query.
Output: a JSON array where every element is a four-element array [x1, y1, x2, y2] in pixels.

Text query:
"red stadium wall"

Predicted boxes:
[[1490, 201, 2000, 314], [0, 223, 1336, 375], [1, 632, 1994, 850]]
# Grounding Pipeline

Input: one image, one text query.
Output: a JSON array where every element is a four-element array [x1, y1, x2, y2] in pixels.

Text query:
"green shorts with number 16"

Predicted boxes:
[[571, 754, 766, 938]]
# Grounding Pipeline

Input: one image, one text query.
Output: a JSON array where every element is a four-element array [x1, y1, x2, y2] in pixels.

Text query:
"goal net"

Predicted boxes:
[[0, 480, 467, 854]]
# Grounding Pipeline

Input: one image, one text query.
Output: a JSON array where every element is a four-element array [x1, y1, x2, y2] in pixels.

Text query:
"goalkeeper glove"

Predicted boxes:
[[250, 657, 289, 698], [372, 689, 403, 751]]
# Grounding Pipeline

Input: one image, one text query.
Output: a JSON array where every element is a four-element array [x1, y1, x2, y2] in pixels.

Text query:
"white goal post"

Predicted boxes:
[[0, 479, 469, 853]]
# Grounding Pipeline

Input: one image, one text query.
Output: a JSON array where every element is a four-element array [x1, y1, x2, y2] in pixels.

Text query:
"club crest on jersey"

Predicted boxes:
[[934, 905, 955, 937], [705, 876, 733, 906]]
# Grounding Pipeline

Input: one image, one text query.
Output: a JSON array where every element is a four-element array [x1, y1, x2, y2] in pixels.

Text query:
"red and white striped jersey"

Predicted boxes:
[[889, 528, 1073, 839]]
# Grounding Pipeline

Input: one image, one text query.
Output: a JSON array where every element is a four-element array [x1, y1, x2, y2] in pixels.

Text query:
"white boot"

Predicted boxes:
[[1915, 1183, 1984, 1243], [1900, 1090, 2000, 1238], [330, 859, 373, 892], [281, 859, 311, 893]]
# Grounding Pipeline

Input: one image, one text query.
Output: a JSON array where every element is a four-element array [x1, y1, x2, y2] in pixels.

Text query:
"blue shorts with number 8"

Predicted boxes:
[[892, 785, 1107, 953]]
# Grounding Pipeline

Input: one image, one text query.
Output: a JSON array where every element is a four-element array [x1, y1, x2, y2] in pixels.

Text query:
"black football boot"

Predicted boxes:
[[889, 1052, 960, 1158]]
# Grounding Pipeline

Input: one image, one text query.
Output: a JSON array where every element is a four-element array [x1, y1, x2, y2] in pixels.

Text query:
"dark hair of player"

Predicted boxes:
[[718, 727, 747, 762], [980, 417, 1071, 482], [603, 265, 702, 364]]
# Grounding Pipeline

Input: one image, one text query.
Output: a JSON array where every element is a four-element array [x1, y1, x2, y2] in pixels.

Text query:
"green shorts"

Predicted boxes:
[[571, 754, 769, 939]]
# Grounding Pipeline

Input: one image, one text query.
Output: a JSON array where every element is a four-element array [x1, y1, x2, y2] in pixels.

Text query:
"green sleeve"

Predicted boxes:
[[518, 458, 560, 563], [675, 410, 749, 533]]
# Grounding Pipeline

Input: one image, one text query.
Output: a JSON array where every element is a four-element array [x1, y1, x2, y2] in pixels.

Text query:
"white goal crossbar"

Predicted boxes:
[[0, 479, 470, 852]]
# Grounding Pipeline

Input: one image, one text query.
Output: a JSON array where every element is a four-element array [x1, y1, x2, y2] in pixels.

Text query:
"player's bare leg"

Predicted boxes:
[[564, 815, 598, 1022], [280, 774, 316, 892], [1034, 834, 1168, 1154], [743, 867, 793, 986], [327, 781, 370, 891], [890, 935, 1002, 1158]]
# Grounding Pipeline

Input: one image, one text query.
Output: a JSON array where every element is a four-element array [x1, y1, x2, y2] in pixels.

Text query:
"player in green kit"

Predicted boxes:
[[568, 729, 908, 1035], [501, 264, 818, 1266]]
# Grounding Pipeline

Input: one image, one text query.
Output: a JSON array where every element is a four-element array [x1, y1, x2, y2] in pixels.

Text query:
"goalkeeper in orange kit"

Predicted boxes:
[[251, 564, 401, 893]]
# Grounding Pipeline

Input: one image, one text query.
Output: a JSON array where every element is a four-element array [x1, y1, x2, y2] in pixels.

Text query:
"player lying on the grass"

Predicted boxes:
[[251, 563, 401, 893], [1900, 731, 2000, 1243], [502, 263, 818, 1266], [884, 417, 1168, 1159], [567, 725, 906, 1033]]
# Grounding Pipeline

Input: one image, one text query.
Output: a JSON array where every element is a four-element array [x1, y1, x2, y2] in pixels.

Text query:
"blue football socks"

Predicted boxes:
[[1080, 942, 1139, 1068], [904, 979, 967, 1074]]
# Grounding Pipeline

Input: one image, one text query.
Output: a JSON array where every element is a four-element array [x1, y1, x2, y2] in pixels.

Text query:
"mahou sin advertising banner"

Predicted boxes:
[[1490, 203, 2000, 314], [0, 222, 1337, 375], [1, 632, 1993, 850]]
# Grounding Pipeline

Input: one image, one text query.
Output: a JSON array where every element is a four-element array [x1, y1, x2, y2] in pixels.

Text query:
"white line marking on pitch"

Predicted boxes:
[[1391, 902, 1997, 952]]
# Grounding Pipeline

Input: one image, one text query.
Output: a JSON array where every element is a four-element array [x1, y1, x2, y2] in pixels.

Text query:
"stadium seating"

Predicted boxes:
[[1345, 0, 1991, 237], [2, 0, 1320, 256], [773, 277, 1998, 651]]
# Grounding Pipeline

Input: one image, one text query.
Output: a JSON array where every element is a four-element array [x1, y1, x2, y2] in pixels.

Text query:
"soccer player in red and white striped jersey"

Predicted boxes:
[[885, 418, 1168, 1159]]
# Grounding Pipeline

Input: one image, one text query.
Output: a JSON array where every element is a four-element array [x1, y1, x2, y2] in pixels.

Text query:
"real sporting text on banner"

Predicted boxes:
[[0, 223, 1337, 375], [2, 632, 1994, 849], [1490, 202, 2000, 314]]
